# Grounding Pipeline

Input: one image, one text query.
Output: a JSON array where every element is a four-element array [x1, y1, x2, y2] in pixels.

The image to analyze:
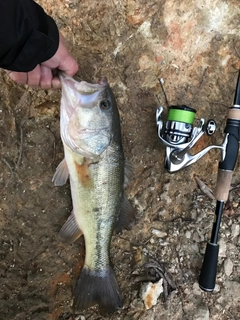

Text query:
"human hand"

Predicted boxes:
[[5, 33, 78, 89]]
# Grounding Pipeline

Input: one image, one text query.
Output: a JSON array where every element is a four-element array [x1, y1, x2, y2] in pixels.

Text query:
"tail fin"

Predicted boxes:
[[73, 266, 122, 313]]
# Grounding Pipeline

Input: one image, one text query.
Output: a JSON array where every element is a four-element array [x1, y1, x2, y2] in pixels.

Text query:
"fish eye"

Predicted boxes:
[[100, 100, 110, 111]]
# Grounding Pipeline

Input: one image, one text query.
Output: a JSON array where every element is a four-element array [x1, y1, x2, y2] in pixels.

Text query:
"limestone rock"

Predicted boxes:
[[140, 278, 163, 309]]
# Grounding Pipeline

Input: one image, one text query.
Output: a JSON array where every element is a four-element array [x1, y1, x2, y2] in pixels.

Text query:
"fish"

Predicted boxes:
[[52, 72, 134, 313]]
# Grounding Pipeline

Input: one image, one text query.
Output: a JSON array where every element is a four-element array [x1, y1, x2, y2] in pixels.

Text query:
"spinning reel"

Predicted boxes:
[[156, 80, 224, 172]]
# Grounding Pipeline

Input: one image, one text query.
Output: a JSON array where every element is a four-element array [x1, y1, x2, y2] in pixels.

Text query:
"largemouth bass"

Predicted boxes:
[[53, 73, 133, 313]]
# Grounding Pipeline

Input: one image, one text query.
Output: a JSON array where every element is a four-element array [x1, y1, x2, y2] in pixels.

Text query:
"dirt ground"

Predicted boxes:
[[1, 1, 240, 319]]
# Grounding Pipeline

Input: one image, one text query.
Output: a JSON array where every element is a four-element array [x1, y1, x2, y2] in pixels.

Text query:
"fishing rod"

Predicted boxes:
[[156, 71, 240, 290], [199, 71, 240, 291]]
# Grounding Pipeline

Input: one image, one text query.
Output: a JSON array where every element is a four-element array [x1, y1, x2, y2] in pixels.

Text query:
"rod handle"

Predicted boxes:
[[215, 169, 233, 201], [199, 242, 219, 292]]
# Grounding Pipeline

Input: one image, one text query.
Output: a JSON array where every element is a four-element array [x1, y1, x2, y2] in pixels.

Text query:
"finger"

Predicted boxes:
[[40, 65, 53, 89], [7, 71, 28, 85], [27, 65, 41, 87], [51, 76, 61, 89]]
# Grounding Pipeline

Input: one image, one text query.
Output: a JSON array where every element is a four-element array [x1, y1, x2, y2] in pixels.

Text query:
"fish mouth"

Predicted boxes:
[[59, 72, 108, 94]]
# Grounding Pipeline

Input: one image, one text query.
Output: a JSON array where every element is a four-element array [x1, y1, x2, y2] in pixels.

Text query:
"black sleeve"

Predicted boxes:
[[0, 0, 59, 72]]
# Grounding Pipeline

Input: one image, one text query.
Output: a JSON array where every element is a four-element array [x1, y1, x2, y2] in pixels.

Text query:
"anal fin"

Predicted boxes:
[[59, 211, 83, 243]]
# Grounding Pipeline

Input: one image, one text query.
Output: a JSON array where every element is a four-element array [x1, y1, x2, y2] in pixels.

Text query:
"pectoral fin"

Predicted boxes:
[[115, 196, 135, 233], [52, 159, 69, 186], [59, 212, 83, 243]]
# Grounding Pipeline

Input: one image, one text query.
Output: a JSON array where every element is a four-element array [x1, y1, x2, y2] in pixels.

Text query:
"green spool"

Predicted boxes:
[[168, 105, 196, 124]]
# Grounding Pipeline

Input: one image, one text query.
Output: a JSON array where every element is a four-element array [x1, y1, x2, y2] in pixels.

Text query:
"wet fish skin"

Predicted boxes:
[[53, 73, 132, 313]]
